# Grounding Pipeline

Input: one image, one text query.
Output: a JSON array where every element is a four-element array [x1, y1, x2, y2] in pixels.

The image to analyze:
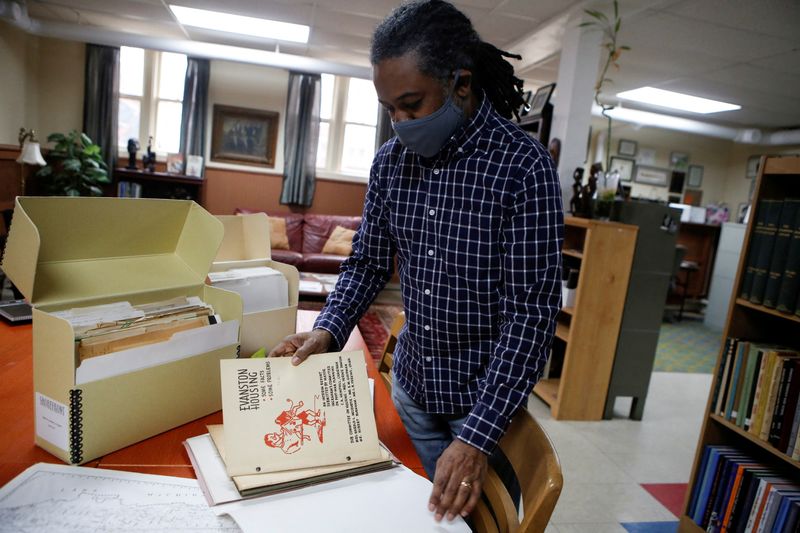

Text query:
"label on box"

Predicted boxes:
[[35, 392, 69, 451]]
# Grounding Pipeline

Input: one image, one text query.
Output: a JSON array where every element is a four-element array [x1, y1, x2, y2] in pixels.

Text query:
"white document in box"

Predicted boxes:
[[76, 320, 239, 385], [209, 267, 288, 314]]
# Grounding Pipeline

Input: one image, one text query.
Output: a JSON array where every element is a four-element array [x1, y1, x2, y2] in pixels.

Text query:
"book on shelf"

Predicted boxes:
[[689, 445, 800, 532], [185, 155, 204, 178], [741, 200, 772, 300], [117, 180, 142, 198], [728, 341, 751, 422], [749, 200, 784, 305], [166, 152, 185, 174], [763, 199, 800, 307], [777, 204, 800, 314]]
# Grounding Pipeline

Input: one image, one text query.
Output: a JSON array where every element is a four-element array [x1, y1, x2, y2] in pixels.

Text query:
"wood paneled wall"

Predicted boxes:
[[202, 167, 367, 216]]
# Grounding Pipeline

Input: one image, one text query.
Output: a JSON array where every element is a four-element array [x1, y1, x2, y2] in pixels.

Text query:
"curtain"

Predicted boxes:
[[179, 57, 210, 169], [375, 108, 394, 152], [280, 72, 321, 207], [83, 44, 119, 173]]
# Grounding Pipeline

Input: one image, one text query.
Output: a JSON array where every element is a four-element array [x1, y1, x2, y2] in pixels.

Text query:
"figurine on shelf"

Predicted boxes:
[[142, 136, 156, 172], [126, 138, 139, 170], [570, 167, 584, 216]]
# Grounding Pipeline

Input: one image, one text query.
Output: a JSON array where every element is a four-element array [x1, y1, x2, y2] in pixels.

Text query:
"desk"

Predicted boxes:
[[0, 310, 424, 486]]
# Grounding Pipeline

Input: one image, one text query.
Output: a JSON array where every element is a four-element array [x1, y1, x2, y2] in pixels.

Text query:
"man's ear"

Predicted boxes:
[[454, 69, 473, 98]]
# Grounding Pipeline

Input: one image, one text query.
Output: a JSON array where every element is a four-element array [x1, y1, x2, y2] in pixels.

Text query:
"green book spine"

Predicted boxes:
[[737, 345, 760, 428], [777, 206, 800, 313], [763, 199, 800, 307], [749, 200, 784, 304], [741, 200, 771, 300]]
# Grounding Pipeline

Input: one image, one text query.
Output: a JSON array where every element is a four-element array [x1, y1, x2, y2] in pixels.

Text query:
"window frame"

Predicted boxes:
[[316, 75, 377, 184], [117, 48, 185, 159]]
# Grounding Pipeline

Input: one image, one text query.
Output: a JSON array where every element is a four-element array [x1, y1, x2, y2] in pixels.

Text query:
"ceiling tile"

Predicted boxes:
[[499, 0, 582, 22], [457, 8, 539, 49], [703, 63, 800, 101], [663, 0, 800, 43], [311, 6, 381, 38], [33, 0, 173, 22]]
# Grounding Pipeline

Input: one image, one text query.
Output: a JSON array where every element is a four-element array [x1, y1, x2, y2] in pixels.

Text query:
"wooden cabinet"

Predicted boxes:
[[113, 168, 204, 205], [678, 155, 800, 532], [533, 216, 638, 420], [676, 222, 721, 298]]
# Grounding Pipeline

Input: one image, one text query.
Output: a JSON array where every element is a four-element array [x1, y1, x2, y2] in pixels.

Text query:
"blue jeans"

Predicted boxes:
[[391, 382, 520, 507]]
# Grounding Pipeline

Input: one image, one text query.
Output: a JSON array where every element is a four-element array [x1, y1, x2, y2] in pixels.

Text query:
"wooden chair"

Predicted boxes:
[[471, 409, 563, 533], [378, 311, 404, 393]]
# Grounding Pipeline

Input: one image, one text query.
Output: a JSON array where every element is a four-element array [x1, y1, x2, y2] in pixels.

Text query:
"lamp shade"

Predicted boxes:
[[17, 141, 46, 166]]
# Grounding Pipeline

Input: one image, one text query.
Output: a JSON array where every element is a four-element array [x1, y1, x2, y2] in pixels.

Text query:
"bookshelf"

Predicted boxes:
[[532, 216, 637, 420], [114, 168, 204, 205], [679, 155, 800, 532]]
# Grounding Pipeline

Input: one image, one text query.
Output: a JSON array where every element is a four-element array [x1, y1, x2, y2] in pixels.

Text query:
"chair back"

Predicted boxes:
[[471, 409, 563, 533], [378, 311, 405, 393]]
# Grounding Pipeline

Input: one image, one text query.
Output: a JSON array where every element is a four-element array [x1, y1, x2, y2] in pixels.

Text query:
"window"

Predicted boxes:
[[118, 47, 187, 155], [317, 74, 378, 180]]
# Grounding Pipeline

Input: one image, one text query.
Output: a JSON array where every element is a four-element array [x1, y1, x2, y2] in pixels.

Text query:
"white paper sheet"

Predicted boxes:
[[0, 463, 239, 531], [216, 466, 469, 533], [75, 319, 239, 385]]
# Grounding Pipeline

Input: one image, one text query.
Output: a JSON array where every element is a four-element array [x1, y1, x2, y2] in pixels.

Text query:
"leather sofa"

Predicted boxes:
[[235, 208, 361, 274]]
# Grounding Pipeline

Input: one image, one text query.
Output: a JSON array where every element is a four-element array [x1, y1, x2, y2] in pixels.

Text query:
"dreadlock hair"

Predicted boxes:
[[370, 0, 526, 120]]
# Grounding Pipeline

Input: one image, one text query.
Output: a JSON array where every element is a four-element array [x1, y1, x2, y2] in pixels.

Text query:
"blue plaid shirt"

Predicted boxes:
[[315, 96, 563, 454]]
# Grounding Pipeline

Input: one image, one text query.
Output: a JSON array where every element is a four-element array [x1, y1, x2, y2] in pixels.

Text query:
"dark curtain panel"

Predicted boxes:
[[180, 57, 210, 168], [375, 108, 394, 152], [83, 44, 119, 173], [280, 72, 321, 207]]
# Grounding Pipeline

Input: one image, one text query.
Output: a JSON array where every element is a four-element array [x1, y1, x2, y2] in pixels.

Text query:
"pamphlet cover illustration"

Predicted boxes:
[[220, 350, 381, 476]]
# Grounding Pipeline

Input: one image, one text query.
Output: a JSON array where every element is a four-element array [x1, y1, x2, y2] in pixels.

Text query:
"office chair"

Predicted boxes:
[[471, 409, 563, 533]]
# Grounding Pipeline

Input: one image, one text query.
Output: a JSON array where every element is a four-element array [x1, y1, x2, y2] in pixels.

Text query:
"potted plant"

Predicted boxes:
[[36, 130, 110, 196]]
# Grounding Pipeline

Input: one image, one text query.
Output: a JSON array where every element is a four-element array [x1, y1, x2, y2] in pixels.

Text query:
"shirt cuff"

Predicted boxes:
[[457, 401, 509, 455], [312, 310, 350, 352]]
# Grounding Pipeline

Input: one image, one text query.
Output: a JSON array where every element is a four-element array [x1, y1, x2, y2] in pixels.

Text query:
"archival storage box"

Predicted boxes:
[[211, 213, 298, 356], [1, 197, 243, 464]]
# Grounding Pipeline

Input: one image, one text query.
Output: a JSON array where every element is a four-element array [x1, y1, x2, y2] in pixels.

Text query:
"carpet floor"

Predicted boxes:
[[297, 300, 403, 360], [653, 318, 723, 373]]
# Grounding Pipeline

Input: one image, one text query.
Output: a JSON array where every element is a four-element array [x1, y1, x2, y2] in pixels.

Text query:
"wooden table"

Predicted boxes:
[[0, 310, 424, 486]]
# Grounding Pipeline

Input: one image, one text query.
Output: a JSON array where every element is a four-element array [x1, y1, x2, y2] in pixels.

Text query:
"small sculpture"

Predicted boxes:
[[142, 136, 156, 172], [126, 138, 140, 170], [570, 167, 584, 215]]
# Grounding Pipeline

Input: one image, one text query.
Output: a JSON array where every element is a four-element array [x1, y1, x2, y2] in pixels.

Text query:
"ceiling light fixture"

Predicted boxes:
[[169, 5, 310, 44], [616, 86, 741, 114]]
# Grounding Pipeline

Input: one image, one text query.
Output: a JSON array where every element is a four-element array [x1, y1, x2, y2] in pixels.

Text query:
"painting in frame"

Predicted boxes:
[[618, 139, 637, 157], [687, 165, 704, 188], [211, 104, 279, 168], [634, 165, 670, 187], [609, 155, 635, 182]]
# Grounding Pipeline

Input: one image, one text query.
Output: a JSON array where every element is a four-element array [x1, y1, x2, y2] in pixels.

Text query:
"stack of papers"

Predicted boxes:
[[208, 267, 288, 314]]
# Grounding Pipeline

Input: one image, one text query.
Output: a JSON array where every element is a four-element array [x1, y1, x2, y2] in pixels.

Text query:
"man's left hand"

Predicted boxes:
[[428, 439, 487, 522]]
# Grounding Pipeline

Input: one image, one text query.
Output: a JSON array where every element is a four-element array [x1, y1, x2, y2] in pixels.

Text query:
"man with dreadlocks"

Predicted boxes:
[[270, 0, 563, 523]]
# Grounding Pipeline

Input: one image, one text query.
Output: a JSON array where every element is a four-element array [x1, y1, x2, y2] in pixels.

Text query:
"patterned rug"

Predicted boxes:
[[653, 318, 723, 373], [298, 300, 403, 360]]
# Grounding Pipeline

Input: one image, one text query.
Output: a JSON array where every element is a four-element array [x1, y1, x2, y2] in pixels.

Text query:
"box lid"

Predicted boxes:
[[213, 213, 272, 267], [1, 197, 224, 307]]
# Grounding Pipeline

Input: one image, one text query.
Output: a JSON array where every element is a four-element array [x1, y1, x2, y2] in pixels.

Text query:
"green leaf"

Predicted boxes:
[[87, 185, 104, 196], [83, 144, 101, 157], [578, 22, 595, 27], [80, 133, 92, 147], [585, 9, 608, 22], [615, 18, 620, 33], [85, 158, 99, 169], [66, 188, 81, 197], [620, 45, 631, 50], [614, 0, 619, 20], [47, 133, 65, 144], [63, 159, 82, 173], [36, 166, 53, 177]]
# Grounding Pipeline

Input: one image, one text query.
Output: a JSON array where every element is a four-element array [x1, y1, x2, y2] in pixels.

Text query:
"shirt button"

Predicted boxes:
[[424, 325, 430, 331], [458, 147, 464, 153], [427, 249, 434, 256], [425, 356, 432, 362], [424, 289, 431, 295], [433, 169, 440, 175], [428, 209, 435, 216]]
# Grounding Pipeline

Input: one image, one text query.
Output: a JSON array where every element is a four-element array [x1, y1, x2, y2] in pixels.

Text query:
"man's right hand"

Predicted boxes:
[[268, 329, 333, 366]]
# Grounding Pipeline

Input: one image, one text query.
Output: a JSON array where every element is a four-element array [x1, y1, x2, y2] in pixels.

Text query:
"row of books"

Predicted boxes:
[[740, 198, 800, 314], [711, 338, 800, 459], [688, 445, 799, 532], [117, 180, 142, 198]]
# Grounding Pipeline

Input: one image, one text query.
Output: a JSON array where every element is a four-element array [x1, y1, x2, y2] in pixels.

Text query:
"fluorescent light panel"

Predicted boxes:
[[169, 5, 309, 44], [616, 86, 740, 114]]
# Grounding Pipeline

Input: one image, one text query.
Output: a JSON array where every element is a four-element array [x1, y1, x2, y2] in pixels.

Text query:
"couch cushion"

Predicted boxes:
[[322, 225, 356, 256], [303, 253, 348, 274], [235, 208, 304, 252], [270, 249, 304, 268], [268, 216, 290, 250], [302, 214, 361, 254]]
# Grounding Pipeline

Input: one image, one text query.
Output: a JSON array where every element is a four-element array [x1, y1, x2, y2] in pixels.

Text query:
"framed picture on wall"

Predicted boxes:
[[609, 156, 635, 182], [634, 165, 670, 187], [687, 165, 704, 188], [618, 139, 637, 156], [670, 151, 689, 170], [211, 104, 279, 168]]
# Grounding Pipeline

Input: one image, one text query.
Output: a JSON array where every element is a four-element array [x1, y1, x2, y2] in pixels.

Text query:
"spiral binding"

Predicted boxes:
[[69, 389, 83, 464], [236, 345, 241, 358]]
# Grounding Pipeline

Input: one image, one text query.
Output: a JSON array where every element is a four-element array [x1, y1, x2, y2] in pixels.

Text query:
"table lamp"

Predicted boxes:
[[17, 127, 46, 195]]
